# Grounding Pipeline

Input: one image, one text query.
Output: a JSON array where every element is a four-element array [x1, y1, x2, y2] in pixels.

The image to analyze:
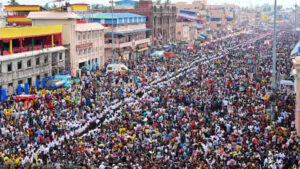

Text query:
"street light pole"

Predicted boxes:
[[111, 0, 115, 63], [271, 0, 277, 121]]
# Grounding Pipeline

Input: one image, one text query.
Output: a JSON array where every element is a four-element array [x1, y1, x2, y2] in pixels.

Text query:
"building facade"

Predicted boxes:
[[4, 5, 41, 26], [152, 4, 177, 45], [112, 0, 177, 45], [173, 1, 208, 35], [293, 57, 300, 136], [28, 12, 106, 76], [0, 25, 66, 95], [175, 21, 197, 42], [88, 13, 151, 62], [207, 4, 238, 35], [73, 23, 105, 75], [115, 0, 137, 9]]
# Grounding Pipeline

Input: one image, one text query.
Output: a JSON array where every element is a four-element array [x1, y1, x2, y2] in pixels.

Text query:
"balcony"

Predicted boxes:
[[105, 38, 151, 49]]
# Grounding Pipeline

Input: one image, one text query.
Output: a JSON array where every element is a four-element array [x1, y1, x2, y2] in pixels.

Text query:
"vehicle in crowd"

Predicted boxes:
[[106, 64, 129, 74], [151, 50, 165, 59], [165, 52, 176, 59], [14, 94, 36, 102], [45, 75, 72, 89]]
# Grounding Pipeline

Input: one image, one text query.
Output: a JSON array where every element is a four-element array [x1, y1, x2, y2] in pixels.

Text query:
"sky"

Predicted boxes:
[[0, 0, 298, 8]]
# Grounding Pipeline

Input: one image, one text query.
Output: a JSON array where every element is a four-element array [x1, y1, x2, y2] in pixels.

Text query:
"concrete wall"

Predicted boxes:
[[32, 19, 76, 45], [0, 48, 65, 95], [74, 26, 105, 71], [0, 18, 6, 28]]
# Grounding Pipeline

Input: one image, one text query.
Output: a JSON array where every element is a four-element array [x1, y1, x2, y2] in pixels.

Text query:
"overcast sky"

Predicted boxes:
[[0, 0, 298, 8]]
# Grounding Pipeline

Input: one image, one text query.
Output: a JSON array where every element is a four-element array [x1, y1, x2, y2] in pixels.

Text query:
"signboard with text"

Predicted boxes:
[[76, 43, 93, 50]]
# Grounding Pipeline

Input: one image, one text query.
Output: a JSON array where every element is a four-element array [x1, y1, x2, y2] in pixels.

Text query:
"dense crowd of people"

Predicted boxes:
[[0, 26, 299, 169]]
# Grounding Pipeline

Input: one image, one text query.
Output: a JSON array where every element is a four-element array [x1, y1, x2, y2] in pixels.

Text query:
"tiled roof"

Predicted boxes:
[[91, 13, 145, 19], [75, 22, 105, 31]]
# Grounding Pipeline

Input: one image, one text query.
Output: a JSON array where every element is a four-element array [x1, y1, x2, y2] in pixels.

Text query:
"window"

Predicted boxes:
[[36, 57, 40, 65], [78, 34, 81, 41], [36, 75, 40, 81], [83, 33, 86, 40], [44, 56, 48, 63], [95, 58, 98, 63], [28, 78, 32, 86], [45, 73, 48, 78], [8, 83, 13, 87], [7, 63, 12, 72], [27, 59, 31, 68], [217, 24, 221, 27], [18, 80, 23, 84], [59, 53, 63, 60], [88, 32, 90, 39], [17, 61, 22, 70]]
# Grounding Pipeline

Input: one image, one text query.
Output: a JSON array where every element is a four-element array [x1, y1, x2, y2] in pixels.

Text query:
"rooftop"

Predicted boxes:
[[0, 46, 66, 62], [75, 22, 105, 32], [91, 13, 146, 19], [5, 5, 41, 12], [0, 25, 62, 40], [28, 11, 81, 20]]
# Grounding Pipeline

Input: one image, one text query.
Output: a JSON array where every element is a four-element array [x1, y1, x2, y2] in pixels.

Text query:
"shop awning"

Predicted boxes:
[[106, 28, 151, 35], [291, 40, 300, 56], [199, 34, 206, 39], [226, 17, 234, 21], [137, 47, 149, 52], [211, 17, 221, 21]]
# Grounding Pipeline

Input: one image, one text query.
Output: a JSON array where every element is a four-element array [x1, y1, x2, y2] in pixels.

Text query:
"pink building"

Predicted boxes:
[[293, 57, 300, 136], [207, 4, 238, 34], [176, 22, 197, 42], [28, 12, 106, 76], [73, 23, 106, 74]]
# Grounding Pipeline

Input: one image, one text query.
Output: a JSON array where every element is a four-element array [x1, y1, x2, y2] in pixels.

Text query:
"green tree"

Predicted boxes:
[[165, 0, 171, 4], [9, 0, 19, 5], [134, 2, 139, 8], [43, 3, 50, 10], [276, 5, 283, 11], [52, 4, 57, 9], [92, 4, 100, 10], [261, 4, 272, 12]]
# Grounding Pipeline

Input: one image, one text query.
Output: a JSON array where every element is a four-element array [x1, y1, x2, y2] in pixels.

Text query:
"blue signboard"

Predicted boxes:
[[17, 84, 22, 95], [25, 83, 29, 94], [36, 80, 40, 89], [42, 78, 46, 88], [1, 89, 6, 101]]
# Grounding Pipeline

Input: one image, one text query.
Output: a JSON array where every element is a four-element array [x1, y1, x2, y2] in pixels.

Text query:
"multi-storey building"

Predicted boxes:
[[112, 0, 177, 45], [28, 11, 106, 76], [207, 4, 238, 37], [0, 25, 66, 94], [173, 1, 208, 35], [4, 5, 41, 26], [87, 13, 151, 62], [152, 4, 177, 45]]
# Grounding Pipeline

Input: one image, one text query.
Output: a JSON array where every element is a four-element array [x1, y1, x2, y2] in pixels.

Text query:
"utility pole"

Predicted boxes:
[[295, 4, 298, 41], [271, 0, 277, 121], [111, 0, 115, 63]]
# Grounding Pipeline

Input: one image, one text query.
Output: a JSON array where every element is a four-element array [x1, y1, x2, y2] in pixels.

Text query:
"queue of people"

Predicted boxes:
[[0, 27, 299, 169]]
